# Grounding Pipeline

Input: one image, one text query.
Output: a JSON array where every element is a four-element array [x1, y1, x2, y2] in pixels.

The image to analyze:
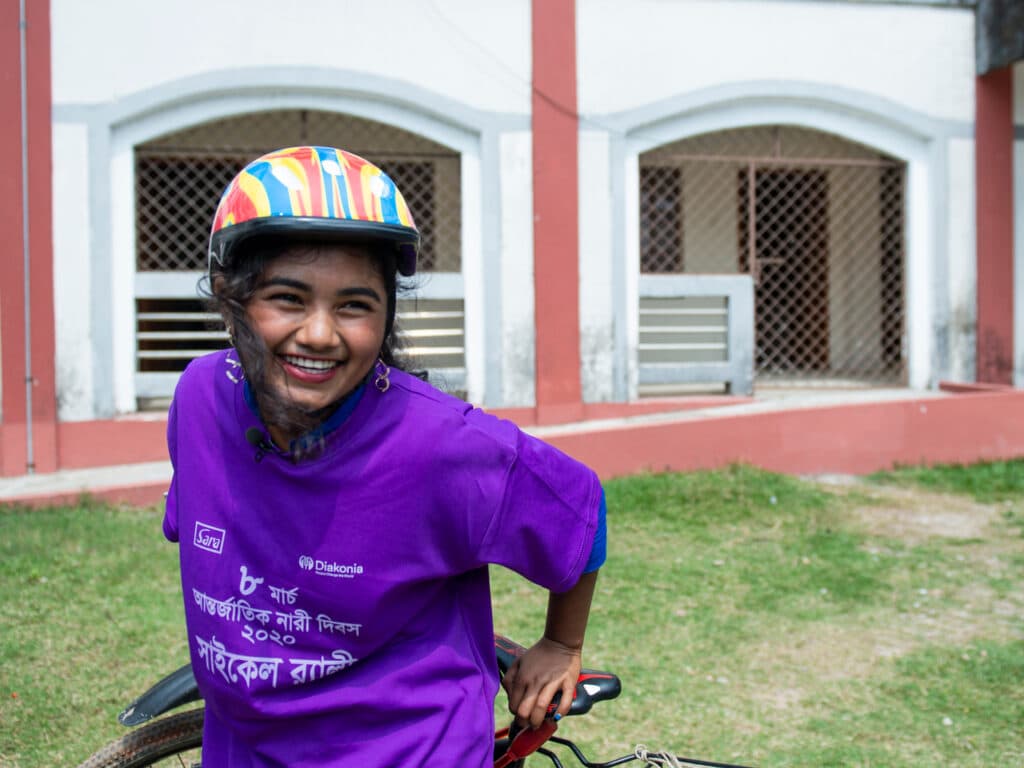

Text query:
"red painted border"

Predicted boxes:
[[532, 0, 583, 423], [975, 66, 1015, 384], [5, 389, 1024, 508], [5, 385, 1016, 478], [938, 380, 1013, 394], [27, 0, 56, 472], [0, 0, 26, 474], [490, 396, 752, 427], [0, 0, 56, 476], [1, 482, 169, 510], [57, 418, 169, 469], [23, 396, 751, 472], [543, 389, 1024, 479]]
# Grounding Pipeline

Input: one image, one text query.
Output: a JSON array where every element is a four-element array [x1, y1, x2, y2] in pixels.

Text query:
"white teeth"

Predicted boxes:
[[283, 355, 338, 371]]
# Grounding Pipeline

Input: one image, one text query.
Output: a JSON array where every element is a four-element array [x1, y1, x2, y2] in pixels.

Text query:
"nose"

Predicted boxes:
[[296, 306, 339, 350]]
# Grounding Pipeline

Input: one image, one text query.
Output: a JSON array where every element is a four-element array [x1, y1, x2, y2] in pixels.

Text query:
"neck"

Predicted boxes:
[[259, 383, 367, 455]]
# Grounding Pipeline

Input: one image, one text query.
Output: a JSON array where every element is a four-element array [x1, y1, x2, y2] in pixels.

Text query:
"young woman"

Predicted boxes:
[[163, 146, 606, 766]]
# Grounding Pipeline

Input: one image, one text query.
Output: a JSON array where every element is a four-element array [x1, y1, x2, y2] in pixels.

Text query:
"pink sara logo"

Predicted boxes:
[[193, 522, 226, 554]]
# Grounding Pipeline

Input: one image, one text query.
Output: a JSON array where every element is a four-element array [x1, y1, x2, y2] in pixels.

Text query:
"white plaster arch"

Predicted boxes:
[[587, 80, 958, 400], [77, 68, 518, 414]]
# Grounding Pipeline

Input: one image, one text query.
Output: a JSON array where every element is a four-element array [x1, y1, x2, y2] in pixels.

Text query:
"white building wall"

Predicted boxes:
[[577, 0, 977, 399], [578, 0, 974, 121], [499, 131, 537, 407], [51, 0, 533, 114], [579, 129, 616, 403], [51, 123, 93, 420], [947, 138, 977, 383]]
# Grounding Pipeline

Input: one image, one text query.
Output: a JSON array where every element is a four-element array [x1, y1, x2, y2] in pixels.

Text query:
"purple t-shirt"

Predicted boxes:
[[163, 351, 601, 767]]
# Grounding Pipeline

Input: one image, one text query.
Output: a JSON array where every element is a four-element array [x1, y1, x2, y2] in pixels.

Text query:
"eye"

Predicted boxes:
[[268, 291, 303, 305], [339, 298, 373, 312]]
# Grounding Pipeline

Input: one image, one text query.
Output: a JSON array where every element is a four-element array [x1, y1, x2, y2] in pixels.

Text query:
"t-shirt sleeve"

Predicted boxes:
[[477, 429, 601, 593], [583, 487, 607, 573], [162, 396, 180, 543]]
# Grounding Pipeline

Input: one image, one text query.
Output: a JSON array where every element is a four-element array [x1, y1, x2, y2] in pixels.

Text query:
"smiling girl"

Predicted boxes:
[[162, 146, 606, 767]]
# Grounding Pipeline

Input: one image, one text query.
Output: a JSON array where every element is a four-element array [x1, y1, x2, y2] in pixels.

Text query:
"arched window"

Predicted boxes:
[[133, 109, 464, 406], [639, 125, 905, 386]]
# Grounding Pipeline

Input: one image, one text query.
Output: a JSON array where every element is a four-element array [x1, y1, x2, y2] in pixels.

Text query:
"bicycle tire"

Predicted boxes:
[[75, 708, 204, 768], [79, 707, 522, 767]]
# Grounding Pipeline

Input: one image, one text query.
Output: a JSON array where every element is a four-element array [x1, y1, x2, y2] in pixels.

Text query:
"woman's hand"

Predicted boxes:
[[501, 635, 582, 729]]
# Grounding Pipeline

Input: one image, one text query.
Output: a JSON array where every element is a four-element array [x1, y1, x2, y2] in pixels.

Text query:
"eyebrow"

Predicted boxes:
[[337, 286, 383, 303], [258, 276, 382, 303]]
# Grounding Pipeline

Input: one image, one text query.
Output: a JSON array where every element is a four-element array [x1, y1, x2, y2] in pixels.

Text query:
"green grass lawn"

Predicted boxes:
[[2, 463, 1022, 767]]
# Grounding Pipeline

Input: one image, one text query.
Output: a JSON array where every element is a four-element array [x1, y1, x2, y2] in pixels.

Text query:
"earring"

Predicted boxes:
[[374, 359, 391, 393], [226, 323, 236, 347]]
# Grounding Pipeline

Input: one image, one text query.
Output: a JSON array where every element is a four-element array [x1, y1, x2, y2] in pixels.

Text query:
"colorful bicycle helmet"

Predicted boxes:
[[208, 146, 419, 276]]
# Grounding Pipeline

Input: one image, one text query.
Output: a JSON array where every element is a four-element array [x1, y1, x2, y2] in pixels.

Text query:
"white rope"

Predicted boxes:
[[634, 744, 685, 768]]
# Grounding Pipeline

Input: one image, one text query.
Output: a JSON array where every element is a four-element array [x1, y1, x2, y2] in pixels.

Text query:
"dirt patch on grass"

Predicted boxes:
[[746, 604, 1022, 712], [744, 480, 1024, 713], [821, 480, 1003, 543]]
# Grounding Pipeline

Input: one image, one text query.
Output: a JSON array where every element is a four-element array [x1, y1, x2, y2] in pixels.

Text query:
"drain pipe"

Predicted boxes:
[[19, 0, 35, 474]]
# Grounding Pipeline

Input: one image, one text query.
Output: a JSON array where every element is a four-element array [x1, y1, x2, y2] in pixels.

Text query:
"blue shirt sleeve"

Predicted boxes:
[[583, 487, 607, 573]]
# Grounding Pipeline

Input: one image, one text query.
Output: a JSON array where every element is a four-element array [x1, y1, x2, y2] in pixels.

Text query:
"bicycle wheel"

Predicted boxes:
[[75, 708, 204, 768]]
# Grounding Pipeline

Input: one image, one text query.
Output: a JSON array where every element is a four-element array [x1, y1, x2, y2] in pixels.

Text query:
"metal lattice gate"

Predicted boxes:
[[640, 125, 906, 387], [133, 109, 464, 405]]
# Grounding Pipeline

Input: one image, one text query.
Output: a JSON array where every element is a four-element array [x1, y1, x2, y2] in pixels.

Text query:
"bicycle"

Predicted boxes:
[[76, 635, 756, 768]]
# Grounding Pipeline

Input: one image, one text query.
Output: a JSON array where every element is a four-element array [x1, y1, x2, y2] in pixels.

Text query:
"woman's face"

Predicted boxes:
[[245, 243, 387, 422]]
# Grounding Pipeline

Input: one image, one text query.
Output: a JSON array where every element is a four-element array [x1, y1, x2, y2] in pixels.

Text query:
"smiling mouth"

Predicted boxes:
[[281, 354, 341, 373]]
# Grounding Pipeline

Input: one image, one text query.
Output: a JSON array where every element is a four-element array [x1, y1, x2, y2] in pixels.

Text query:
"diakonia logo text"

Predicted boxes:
[[300, 555, 365, 579]]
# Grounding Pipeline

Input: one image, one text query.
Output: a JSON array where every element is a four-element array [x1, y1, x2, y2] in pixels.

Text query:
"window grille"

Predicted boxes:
[[136, 154, 247, 272], [639, 125, 906, 385], [738, 168, 831, 372], [135, 110, 461, 273], [640, 166, 683, 273], [383, 161, 440, 271]]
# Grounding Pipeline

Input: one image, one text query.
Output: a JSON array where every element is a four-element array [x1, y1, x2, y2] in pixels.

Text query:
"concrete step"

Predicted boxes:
[[0, 461, 172, 508]]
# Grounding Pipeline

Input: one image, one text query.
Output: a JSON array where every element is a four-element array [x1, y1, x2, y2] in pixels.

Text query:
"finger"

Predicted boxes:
[[556, 677, 575, 718], [507, 688, 526, 719], [529, 681, 563, 729], [514, 685, 539, 727], [515, 677, 558, 728], [501, 660, 519, 693]]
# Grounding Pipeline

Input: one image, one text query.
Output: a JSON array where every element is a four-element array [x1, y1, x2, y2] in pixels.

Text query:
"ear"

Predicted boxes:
[[211, 275, 226, 297]]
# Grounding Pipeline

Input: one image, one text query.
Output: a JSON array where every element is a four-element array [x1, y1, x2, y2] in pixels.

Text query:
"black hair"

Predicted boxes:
[[204, 237, 415, 445]]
